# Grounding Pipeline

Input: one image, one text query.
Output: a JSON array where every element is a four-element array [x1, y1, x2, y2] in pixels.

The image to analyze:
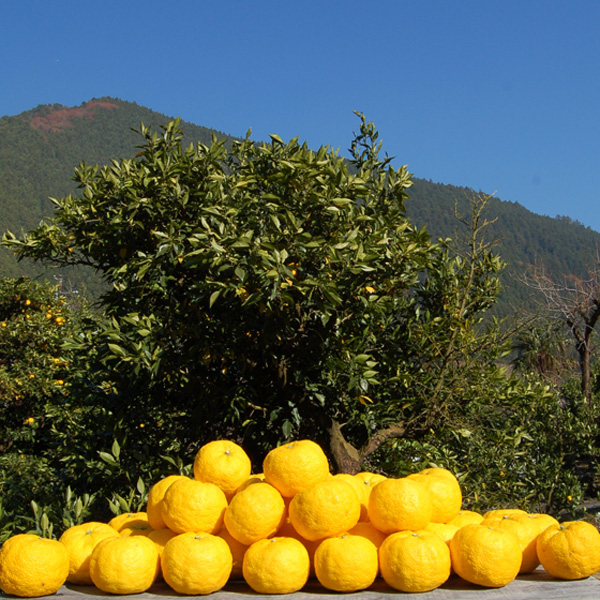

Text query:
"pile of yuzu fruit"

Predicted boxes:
[[1, 438, 600, 596]]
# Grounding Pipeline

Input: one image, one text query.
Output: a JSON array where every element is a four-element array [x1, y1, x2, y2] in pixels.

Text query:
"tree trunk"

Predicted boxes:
[[328, 420, 362, 474], [578, 340, 592, 407], [327, 419, 407, 474]]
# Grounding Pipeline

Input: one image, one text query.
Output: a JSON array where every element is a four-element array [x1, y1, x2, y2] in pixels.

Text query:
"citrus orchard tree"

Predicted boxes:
[[0, 277, 97, 536], [2, 117, 578, 506]]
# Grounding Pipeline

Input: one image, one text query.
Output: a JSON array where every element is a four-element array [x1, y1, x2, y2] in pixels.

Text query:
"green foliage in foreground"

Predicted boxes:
[[1, 117, 599, 538], [0, 278, 92, 539]]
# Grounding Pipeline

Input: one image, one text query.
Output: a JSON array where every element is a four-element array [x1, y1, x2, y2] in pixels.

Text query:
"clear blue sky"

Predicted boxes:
[[2, 1, 599, 232]]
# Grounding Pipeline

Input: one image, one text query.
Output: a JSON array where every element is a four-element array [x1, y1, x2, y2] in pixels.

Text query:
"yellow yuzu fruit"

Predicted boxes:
[[289, 478, 360, 541], [348, 521, 387, 549], [0, 534, 70, 597], [193, 439, 252, 498], [332, 473, 369, 521], [118, 519, 154, 537], [425, 521, 459, 544], [160, 477, 227, 534], [407, 467, 462, 523], [368, 477, 433, 534], [483, 507, 528, 520], [423, 522, 460, 575], [235, 473, 266, 494], [314, 534, 378, 592], [89, 535, 159, 594], [450, 523, 521, 587], [354, 472, 386, 512], [243, 537, 310, 594], [108, 511, 149, 532], [263, 439, 330, 498], [482, 513, 552, 573], [161, 532, 232, 594], [537, 520, 600, 580], [275, 518, 320, 578], [147, 527, 177, 549], [217, 526, 249, 580], [59, 522, 120, 585], [355, 471, 387, 486], [515, 512, 559, 534], [516, 512, 561, 572], [379, 530, 451, 593], [447, 509, 484, 527], [224, 481, 286, 545], [146, 474, 186, 530], [147, 528, 178, 580]]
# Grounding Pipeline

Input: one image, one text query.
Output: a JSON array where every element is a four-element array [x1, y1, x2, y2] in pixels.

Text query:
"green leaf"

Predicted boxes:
[[98, 452, 118, 466], [107, 343, 127, 357], [331, 198, 353, 207], [111, 439, 121, 460], [322, 287, 342, 305], [209, 290, 221, 308]]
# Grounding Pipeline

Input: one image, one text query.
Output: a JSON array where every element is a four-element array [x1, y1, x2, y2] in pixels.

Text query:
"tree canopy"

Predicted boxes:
[[3, 116, 588, 516], [0, 117, 519, 462]]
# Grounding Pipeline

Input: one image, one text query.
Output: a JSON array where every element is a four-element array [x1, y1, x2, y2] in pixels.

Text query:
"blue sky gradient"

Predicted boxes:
[[2, 1, 599, 231]]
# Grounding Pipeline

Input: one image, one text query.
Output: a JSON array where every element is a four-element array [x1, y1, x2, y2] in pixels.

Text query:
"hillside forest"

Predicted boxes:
[[0, 101, 599, 540]]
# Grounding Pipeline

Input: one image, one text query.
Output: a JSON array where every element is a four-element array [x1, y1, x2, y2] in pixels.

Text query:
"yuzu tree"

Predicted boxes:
[[2, 114, 590, 519], [1, 116, 504, 470]]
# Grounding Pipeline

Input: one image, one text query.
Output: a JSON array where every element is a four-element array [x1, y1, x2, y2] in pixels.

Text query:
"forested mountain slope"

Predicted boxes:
[[1, 97, 598, 314], [0, 98, 233, 292], [406, 179, 600, 315]]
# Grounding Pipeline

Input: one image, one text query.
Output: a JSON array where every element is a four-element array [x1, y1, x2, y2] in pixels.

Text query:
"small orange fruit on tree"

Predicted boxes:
[[263, 439, 330, 498], [161, 532, 232, 594], [537, 520, 600, 580], [0, 534, 70, 597], [379, 530, 451, 593]]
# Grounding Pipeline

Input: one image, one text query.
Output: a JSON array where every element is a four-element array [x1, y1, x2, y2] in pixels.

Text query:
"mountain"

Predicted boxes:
[[0, 97, 234, 294], [405, 179, 600, 315], [1, 97, 599, 315]]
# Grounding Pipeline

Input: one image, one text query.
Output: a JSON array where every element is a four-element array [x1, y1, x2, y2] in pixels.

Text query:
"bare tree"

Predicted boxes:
[[511, 321, 573, 383], [524, 257, 600, 405]]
